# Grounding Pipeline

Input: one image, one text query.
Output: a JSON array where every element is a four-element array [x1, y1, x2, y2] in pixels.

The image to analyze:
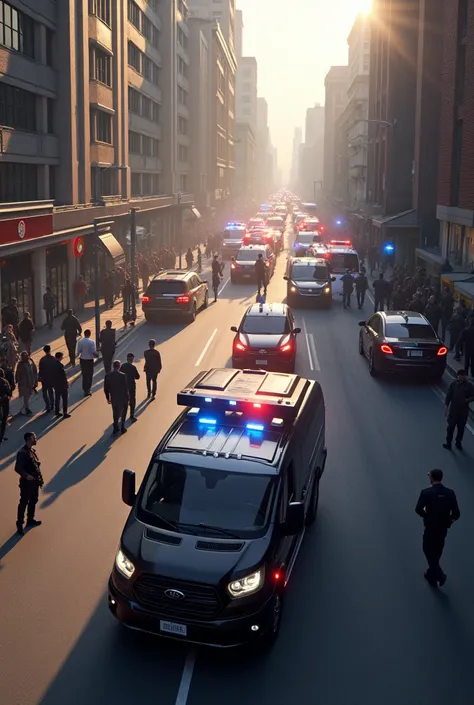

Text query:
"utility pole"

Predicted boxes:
[[93, 217, 114, 345], [130, 207, 139, 314], [177, 192, 182, 269]]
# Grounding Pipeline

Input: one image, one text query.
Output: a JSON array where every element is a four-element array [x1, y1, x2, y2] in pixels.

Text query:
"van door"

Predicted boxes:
[[274, 463, 297, 568]]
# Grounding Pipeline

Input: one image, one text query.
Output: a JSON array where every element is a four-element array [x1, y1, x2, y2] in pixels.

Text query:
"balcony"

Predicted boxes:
[[0, 126, 59, 161], [88, 15, 113, 53]]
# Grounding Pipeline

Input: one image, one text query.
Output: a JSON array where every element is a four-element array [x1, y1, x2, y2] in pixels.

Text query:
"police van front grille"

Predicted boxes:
[[195, 540, 244, 552], [133, 575, 221, 618]]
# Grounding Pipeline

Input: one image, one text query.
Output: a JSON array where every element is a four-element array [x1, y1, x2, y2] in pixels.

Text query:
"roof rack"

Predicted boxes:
[[177, 368, 310, 421]]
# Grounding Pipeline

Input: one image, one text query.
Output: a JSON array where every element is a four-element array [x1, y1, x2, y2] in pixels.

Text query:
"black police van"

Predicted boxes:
[[108, 368, 327, 648]]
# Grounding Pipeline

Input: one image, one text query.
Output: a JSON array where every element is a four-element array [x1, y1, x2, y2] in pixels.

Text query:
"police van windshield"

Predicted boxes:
[[237, 249, 265, 261], [292, 265, 328, 281], [327, 252, 359, 273], [141, 461, 276, 538], [297, 233, 320, 245]]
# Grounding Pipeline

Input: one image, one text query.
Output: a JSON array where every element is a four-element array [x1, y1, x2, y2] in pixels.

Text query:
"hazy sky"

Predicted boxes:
[[237, 0, 372, 180]]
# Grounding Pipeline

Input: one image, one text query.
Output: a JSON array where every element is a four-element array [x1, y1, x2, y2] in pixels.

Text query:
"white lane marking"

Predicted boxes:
[[175, 650, 196, 705], [367, 291, 375, 305], [219, 276, 230, 295], [308, 333, 321, 371], [195, 327, 218, 366], [302, 318, 314, 371], [431, 385, 474, 436]]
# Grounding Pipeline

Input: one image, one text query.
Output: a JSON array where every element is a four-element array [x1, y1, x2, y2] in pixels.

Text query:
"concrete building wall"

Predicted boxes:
[[323, 65, 349, 198], [236, 56, 257, 134]]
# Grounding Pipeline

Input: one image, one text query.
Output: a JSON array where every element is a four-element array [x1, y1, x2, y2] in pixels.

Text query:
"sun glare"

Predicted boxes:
[[357, 0, 373, 14]]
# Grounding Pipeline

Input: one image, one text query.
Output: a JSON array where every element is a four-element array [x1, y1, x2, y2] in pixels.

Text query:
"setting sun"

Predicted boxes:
[[356, 0, 373, 13]]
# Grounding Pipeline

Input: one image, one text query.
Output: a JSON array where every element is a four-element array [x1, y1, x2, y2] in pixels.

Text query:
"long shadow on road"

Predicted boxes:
[[39, 592, 188, 705]]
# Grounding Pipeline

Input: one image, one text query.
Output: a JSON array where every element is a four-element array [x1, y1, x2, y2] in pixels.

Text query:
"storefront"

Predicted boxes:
[[46, 244, 69, 315], [1, 253, 34, 319], [80, 232, 125, 300]]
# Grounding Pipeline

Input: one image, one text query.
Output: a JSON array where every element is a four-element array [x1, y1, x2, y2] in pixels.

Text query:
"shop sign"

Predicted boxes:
[[0, 214, 53, 247], [73, 236, 85, 258]]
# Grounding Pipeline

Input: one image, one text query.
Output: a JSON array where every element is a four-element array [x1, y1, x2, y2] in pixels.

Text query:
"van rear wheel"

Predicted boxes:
[[305, 476, 320, 526]]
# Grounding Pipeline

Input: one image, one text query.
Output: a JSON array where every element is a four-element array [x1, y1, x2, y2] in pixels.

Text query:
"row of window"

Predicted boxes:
[[177, 55, 188, 79], [0, 162, 37, 202], [147, 0, 160, 15], [178, 144, 188, 162], [90, 46, 112, 87], [128, 86, 160, 122], [129, 130, 160, 157], [177, 115, 188, 135], [178, 85, 188, 107], [0, 0, 35, 59], [177, 26, 188, 50], [89, 0, 111, 27], [128, 41, 160, 85], [91, 109, 112, 144], [131, 171, 161, 197], [128, 0, 160, 49]]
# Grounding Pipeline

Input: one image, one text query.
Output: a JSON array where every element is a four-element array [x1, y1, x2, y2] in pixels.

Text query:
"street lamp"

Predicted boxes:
[[93, 217, 114, 344], [177, 192, 183, 269]]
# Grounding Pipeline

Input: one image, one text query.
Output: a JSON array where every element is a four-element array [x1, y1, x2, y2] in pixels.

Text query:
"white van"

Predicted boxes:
[[325, 247, 360, 298]]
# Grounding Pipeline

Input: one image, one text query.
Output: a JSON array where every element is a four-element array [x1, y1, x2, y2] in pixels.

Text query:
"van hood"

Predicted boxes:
[[293, 280, 326, 290], [239, 332, 286, 349]]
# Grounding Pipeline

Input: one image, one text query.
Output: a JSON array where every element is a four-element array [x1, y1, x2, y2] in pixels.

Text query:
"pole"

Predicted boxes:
[[130, 207, 138, 314], [93, 219, 101, 345], [177, 193, 182, 269], [313, 181, 316, 204]]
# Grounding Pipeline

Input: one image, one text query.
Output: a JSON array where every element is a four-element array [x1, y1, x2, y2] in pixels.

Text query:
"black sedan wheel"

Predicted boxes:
[[358, 332, 364, 355], [369, 347, 378, 376]]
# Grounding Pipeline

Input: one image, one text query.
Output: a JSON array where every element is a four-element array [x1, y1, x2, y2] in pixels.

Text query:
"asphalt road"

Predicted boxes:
[[1, 225, 474, 705]]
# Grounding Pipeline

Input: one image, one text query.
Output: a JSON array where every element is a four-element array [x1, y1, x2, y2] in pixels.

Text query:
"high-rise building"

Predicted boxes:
[[298, 104, 325, 202], [305, 104, 325, 148], [323, 66, 349, 200], [236, 56, 258, 134], [0, 0, 197, 324], [188, 19, 211, 209], [187, 0, 236, 57], [290, 127, 302, 190], [235, 9, 243, 61]]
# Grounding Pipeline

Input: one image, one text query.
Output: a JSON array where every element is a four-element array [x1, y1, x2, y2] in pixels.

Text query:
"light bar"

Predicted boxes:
[[198, 418, 217, 425], [204, 397, 212, 403], [229, 400, 237, 406], [247, 423, 265, 432]]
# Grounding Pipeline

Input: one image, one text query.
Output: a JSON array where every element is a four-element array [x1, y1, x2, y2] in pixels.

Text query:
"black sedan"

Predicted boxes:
[[231, 302, 301, 373], [358, 311, 448, 379]]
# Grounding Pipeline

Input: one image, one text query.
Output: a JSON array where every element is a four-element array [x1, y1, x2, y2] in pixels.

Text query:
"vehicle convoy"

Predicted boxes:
[[358, 311, 448, 379], [230, 245, 275, 284], [231, 302, 300, 373], [141, 271, 208, 323], [265, 215, 285, 235], [222, 223, 246, 259], [285, 257, 336, 308], [108, 367, 327, 648]]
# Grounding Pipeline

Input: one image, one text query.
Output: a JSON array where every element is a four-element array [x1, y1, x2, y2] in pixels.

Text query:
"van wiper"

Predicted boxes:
[[197, 523, 242, 539], [155, 515, 181, 533]]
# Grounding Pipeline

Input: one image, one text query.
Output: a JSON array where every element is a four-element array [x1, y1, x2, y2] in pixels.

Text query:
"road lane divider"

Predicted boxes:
[[175, 650, 196, 705], [308, 332, 321, 371], [195, 328, 218, 366], [302, 318, 315, 372], [219, 276, 230, 295]]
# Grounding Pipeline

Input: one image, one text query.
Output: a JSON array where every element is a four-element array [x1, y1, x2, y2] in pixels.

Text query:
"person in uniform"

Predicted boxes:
[[120, 353, 140, 423], [104, 360, 129, 435], [415, 469, 460, 586], [443, 368, 474, 451], [99, 320, 116, 375], [15, 432, 44, 535]]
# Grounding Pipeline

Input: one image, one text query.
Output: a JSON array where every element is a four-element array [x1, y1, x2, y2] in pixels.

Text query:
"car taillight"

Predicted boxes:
[[437, 346, 448, 356], [141, 295, 151, 303], [234, 341, 246, 352], [176, 295, 190, 304], [380, 344, 393, 354], [280, 343, 293, 353]]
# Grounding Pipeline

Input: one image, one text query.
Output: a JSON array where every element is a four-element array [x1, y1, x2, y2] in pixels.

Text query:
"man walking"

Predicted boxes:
[[457, 318, 474, 377], [99, 320, 116, 374], [104, 360, 129, 435], [415, 469, 460, 586], [355, 270, 368, 309], [77, 329, 97, 397], [120, 352, 140, 422], [0, 368, 12, 442], [144, 339, 162, 400], [52, 351, 70, 418], [15, 351, 37, 416], [15, 432, 43, 535], [254, 253, 267, 296], [372, 273, 387, 313], [341, 269, 355, 309], [43, 286, 56, 329], [38, 344, 56, 412], [443, 368, 474, 451], [61, 309, 82, 366]]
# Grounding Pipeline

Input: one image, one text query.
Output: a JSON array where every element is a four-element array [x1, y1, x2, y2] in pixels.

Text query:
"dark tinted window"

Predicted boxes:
[[141, 461, 276, 538], [242, 315, 289, 335], [297, 233, 318, 244], [291, 265, 328, 281], [147, 279, 187, 294], [385, 322, 437, 340], [327, 252, 359, 273], [237, 249, 265, 261]]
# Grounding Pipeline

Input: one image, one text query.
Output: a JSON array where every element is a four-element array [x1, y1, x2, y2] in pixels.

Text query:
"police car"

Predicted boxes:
[[325, 245, 360, 298], [108, 368, 327, 648], [222, 223, 246, 259]]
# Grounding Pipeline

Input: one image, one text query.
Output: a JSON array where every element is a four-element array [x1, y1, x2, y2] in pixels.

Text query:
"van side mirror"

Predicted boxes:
[[293, 327, 301, 334], [230, 326, 238, 332], [358, 321, 366, 327], [331, 276, 336, 282], [282, 502, 305, 536], [122, 469, 136, 507], [283, 275, 288, 281]]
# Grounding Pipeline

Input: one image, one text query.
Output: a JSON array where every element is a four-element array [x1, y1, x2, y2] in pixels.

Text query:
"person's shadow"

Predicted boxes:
[[40, 430, 113, 508], [0, 533, 23, 572]]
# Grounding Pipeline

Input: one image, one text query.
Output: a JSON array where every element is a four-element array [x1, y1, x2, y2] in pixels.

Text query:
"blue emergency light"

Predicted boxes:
[[247, 423, 265, 432], [384, 243, 395, 253], [198, 417, 217, 425]]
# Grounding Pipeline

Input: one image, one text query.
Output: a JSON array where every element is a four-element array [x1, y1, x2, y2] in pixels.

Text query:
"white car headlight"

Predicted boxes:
[[290, 286, 297, 293], [323, 286, 331, 294], [115, 548, 135, 579], [228, 568, 264, 598]]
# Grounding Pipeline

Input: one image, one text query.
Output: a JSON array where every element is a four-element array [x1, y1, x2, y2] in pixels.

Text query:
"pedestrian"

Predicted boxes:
[[254, 253, 267, 295], [457, 318, 474, 377], [104, 360, 129, 435], [43, 286, 56, 329], [390, 284, 406, 310], [1, 298, 20, 338], [18, 311, 35, 355], [15, 431, 44, 535], [120, 352, 140, 422], [0, 355, 15, 391], [77, 329, 97, 397], [443, 368, 474, 451], [424, 295, 442, 335], [74, 275, 88, 313], [372, 273, 387, 312], [144, 339, 162, 400], [341, 269, 355, 309], [440, 286, 454, 342], [185, 247, 194, 269], [15, 351, 38, 415], [99, 319, 116, 374], [38, 344, 57, 412], [197, 247, 202, 273], [0, 367, 12, 442], [2, 324, 19, 374], [355, 270, 368, 309], [211, 254, 222, 302], [61, 309, 82, 366], [415, 469, 460, 587], [52, 351, 70, 418]]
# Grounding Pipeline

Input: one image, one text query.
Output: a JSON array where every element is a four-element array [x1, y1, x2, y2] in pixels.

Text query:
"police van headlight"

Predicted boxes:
[[115, 548, 135, 579], [290, 286, 297, 293], [228, 567, 264, 598], [323, 286, 331, 294]]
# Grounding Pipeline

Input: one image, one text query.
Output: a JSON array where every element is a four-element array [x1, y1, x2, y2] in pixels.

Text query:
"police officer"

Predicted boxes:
[[104, 360, 129, 435], [443, 368, 474, 451], [120, 353, 140, 422], [15, 432, 44, 535], [341, 269, 355, 309], [254, 253, 267, 295], [415, 469, 460, 586], [355, 270, 368, 309]]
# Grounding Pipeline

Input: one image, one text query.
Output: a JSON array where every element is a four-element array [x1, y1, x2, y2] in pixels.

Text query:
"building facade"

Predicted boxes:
[[187, 0, 235, 57], [188, 19, 211, 210], [236, 56, 257, 134], [235, 122, 256, 200], [298, 104, 324, 202], [323, 66, 349, 200], [0, 0, 196, 325]]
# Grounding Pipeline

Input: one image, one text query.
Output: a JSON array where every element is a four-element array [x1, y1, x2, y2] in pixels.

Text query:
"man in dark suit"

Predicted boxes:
[[120, 352, 140, 422], [38, 344, 57, 412], [99, 319, 116, 374], [144, 339, 162, 400], [104, 360, 129, 435], [52, 351, 71, 418]]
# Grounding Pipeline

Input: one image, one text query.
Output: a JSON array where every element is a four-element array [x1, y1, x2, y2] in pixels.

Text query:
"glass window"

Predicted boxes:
[[142, 135, 152, 156], [142, 94, 152, 119], [128, 0, 140, 30], [147, 280, 186, 294], [179, 173, 187, 192], [128, 130, 141, 154], [368, 315, 382, 335], [242, 315, 289, 335], [0, 83, 36, 131], [0, 1, 34, 58], [128, 41, 141, 72], [92, 110, 112, 143], [291, 265, 328, 281], [91, 47, 112, 86], [140, 461, 276, 538], [385, 323, 437, 339], [128, 86, 140, 114], [327, 252, 359, 273], [89, 0, 111, 26], [152, 100, 160, 121], [0, 162, 37, 202], [131, 171, 141, 196]]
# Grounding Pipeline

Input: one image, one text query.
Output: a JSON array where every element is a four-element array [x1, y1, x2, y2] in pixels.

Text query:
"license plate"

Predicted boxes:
[[256, 359, 267, 365], [408, 350, 423, 357], [243, 273, 251, 278], [160, 620, 187, 636]]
